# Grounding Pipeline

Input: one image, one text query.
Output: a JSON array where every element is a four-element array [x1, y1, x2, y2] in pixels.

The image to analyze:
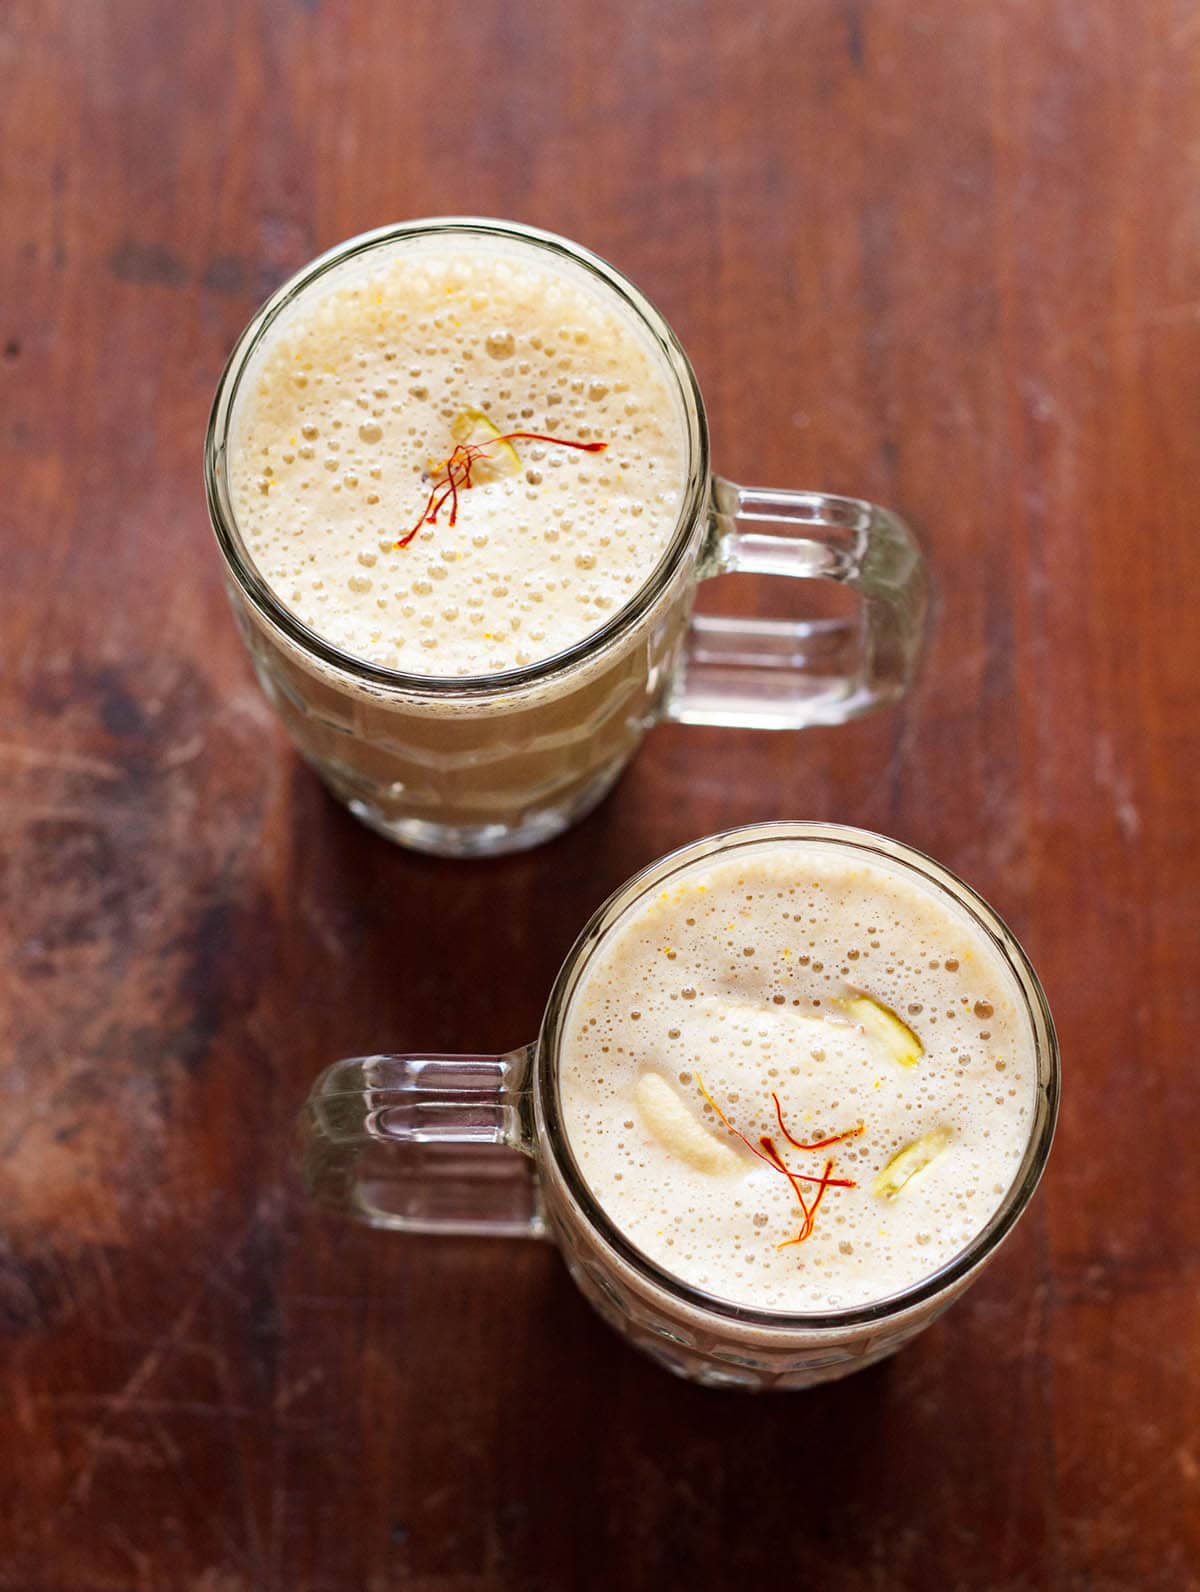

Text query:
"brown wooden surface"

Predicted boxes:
[[2, 1, 1198, 1587]]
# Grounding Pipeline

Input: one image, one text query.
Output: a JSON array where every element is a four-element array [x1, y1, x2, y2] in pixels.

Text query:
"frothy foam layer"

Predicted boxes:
[[227, 237, 689, 676], [559, 842, 1036, 1313]]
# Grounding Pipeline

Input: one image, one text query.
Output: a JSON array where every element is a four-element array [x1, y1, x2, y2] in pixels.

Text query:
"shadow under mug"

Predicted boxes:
[[300, 823, 1059, 1391], [206, 220, 928, 858]]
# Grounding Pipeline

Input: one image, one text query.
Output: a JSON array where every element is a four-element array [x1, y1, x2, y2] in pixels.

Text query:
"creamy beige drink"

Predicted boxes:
[[228, 238, 688, 675], [560, 839, 1037, 1313], [215, 227, 696, 852], [300, 822, 1054, 1387]]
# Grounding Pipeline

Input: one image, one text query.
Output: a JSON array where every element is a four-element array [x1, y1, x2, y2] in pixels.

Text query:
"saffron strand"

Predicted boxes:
[[772, 1093, 865, 1151], [756, 1134, 813, 1233], [398, 430, 607, 548], [778, 1159, 838, 1248], [697, 1075, 860, 1250], [495, 431, 607, 452]]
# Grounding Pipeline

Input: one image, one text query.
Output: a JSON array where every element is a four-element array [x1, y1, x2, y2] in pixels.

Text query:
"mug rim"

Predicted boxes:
[[203, 217, 711, 700], [536, 821, 1060, 1332]]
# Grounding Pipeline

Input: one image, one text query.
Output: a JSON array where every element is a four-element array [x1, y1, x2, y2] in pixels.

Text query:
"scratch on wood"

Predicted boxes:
[[108, 239, 188, 288], [63, 1280, 209, 1506], [42, 1393, 253, 1419], [160, 732, 207, 770], [0, 740, 121, 779], [1093, 732, 1141, 840], [273, 1364, 325, 1413]]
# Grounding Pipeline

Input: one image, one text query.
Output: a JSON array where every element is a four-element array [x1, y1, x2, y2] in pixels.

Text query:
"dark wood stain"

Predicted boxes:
[[2, 0, 1199, 1587], [108, 239, 190, 289]]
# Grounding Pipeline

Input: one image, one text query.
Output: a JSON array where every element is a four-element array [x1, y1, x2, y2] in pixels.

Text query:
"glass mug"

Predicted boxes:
[[300, 823, 1059, 1391], [205, 220, 928, 857]]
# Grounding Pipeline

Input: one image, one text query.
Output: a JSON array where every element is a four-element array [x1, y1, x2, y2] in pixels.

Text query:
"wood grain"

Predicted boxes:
[[2, 0, 1198, 1586]]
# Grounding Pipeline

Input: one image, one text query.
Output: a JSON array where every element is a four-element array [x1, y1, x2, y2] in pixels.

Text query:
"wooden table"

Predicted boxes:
[[3, 2, 1197, 1587]]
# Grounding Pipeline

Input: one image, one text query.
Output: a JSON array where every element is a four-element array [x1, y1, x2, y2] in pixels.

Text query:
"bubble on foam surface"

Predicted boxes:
[[227, 241, 688, 675], [559, 843, 1038, 1313]]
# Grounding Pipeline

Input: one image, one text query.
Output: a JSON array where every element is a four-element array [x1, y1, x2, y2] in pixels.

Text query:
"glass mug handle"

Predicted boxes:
[[662, 479, 928, 727], [300, 1051, 543, 1236]]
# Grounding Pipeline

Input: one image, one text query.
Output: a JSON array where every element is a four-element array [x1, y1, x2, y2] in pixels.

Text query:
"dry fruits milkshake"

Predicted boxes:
[[215, 224, 696, 854], [559, 837, 1037, 1315], [227, 239, 687, 676], [210, 222, 930, 854], [299, 824, 1057, 1388]]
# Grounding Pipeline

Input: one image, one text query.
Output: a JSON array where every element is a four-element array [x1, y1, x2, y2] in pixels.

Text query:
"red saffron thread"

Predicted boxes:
[[696, 1076, 859, 1250], [772, 1093, 864, 1151], [398, 430, 607, 548], [777, 1159, 839, 1248], [696, 1080, 855, 1187], [755, 1133, 814, 1238]]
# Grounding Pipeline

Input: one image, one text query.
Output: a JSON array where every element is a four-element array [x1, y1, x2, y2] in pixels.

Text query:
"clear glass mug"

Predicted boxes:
[[300, 823, 1059, 1391], [205, 220, 928, 857]]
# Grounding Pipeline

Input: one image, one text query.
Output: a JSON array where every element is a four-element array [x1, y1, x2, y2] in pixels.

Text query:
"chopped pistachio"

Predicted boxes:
[[838, 991, 924, 1067], [872, 1125, 954, 1199]]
